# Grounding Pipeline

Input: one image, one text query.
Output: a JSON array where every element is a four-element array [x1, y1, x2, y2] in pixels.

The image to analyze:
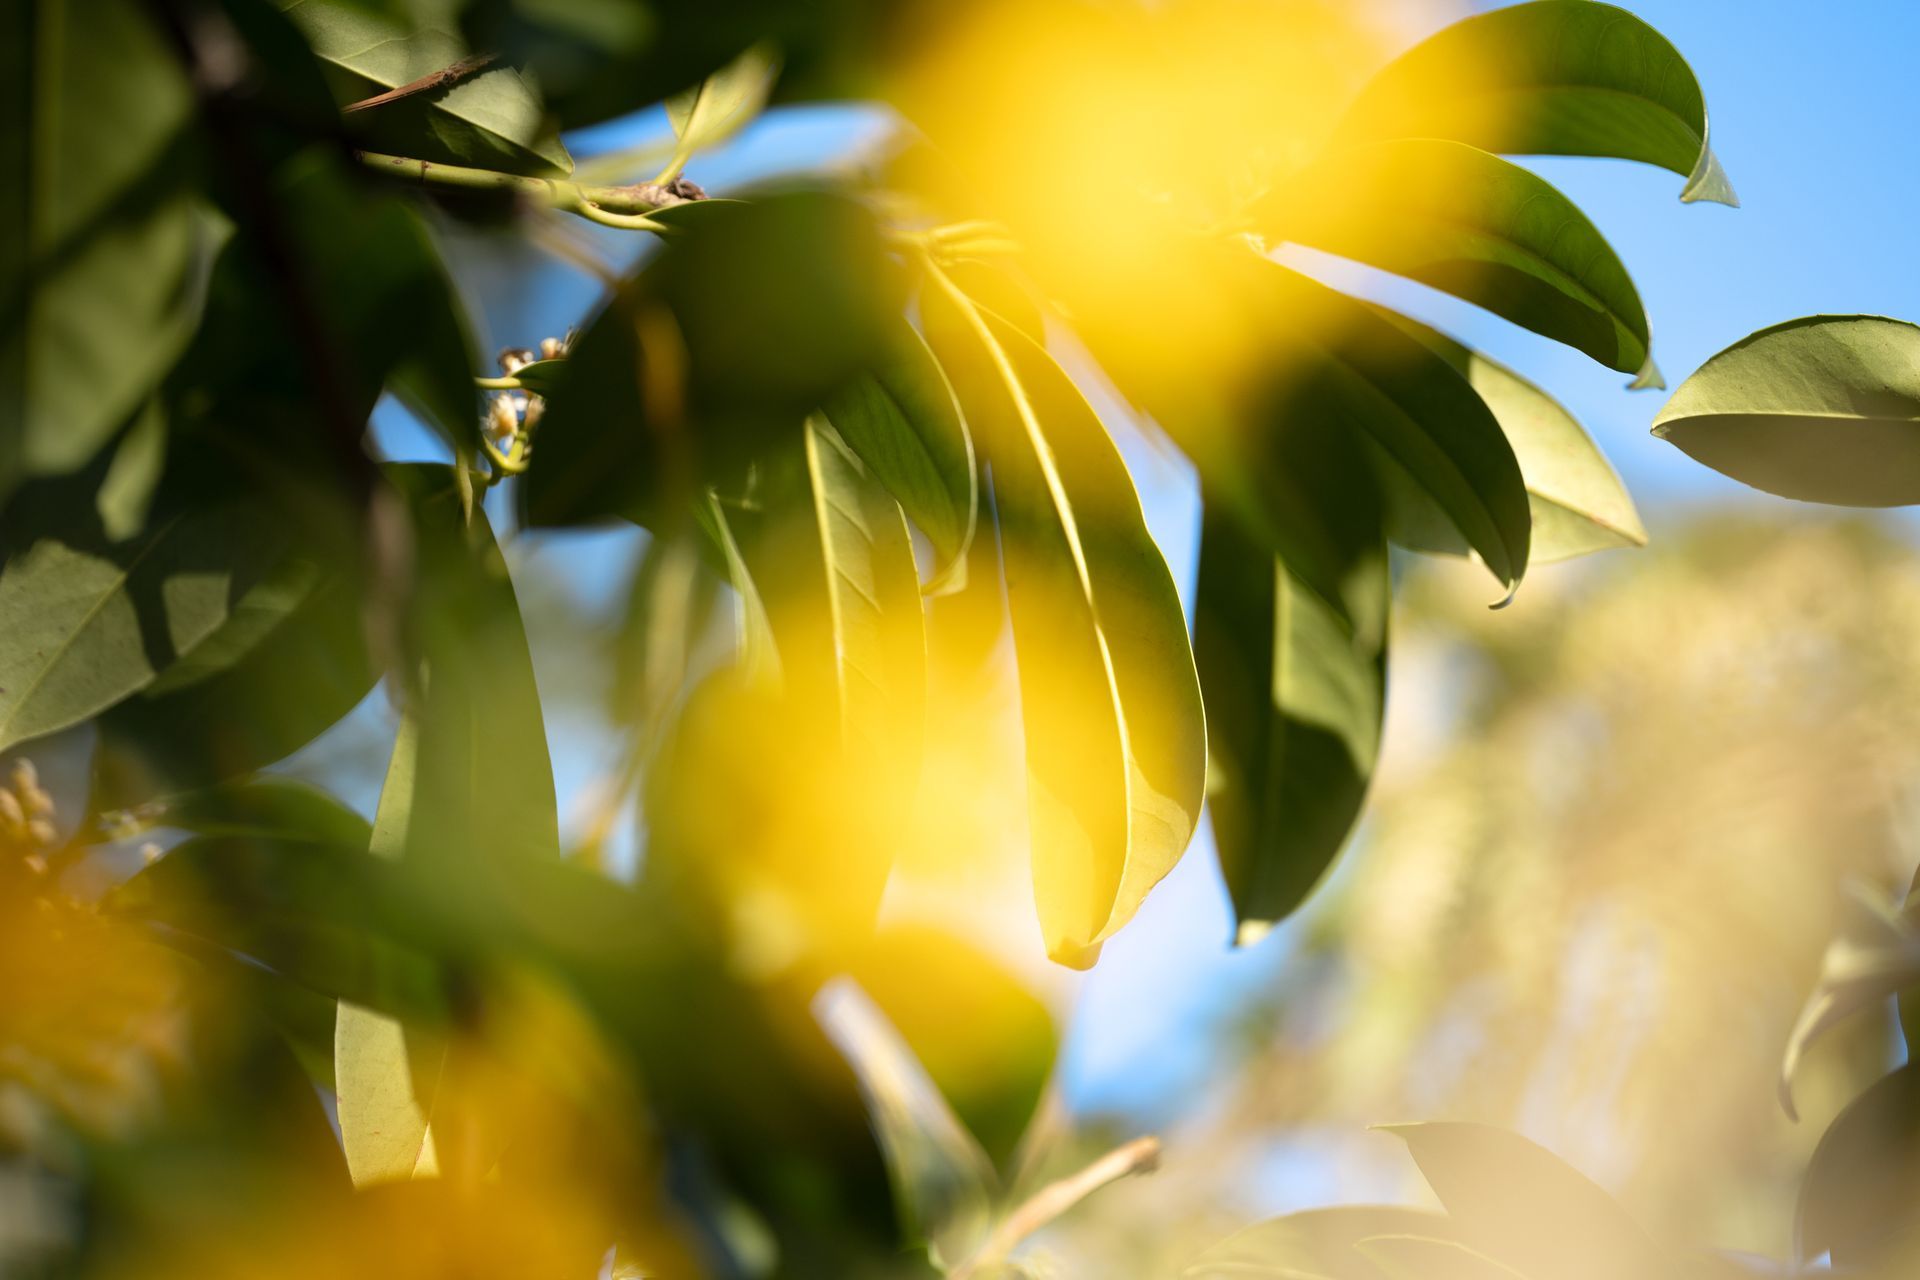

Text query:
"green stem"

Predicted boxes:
[[357, 151, 690, 226]]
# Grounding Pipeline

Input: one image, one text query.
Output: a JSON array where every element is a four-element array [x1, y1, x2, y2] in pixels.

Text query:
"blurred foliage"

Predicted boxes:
[[9, 0, 1906, 1275]]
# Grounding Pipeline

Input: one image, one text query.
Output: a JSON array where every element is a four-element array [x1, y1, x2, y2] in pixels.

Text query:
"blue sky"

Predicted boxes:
[[359, 0, 1920, 1131]]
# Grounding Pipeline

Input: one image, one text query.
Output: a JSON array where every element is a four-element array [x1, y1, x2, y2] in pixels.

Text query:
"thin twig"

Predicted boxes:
[[356, 151, 698, 228], [343, 53, 498, 113], [951, 1136, 1162, 1279]]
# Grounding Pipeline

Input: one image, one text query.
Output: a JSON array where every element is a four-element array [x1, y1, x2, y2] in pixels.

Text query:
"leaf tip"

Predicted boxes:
[[1234, 919, 1277, 949]]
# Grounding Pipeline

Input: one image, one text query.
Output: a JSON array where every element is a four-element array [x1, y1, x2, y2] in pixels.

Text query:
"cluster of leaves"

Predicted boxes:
[[2, 0, 1771, 1272]]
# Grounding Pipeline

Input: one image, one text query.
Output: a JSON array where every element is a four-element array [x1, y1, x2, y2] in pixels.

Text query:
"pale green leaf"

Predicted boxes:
[[822, 323, 979, 596], [1268, 139, 1654, 379], [1389, 317, 1645, 562], [921, 266, 1205, 966], [1337, 0, 1736, 205], [281, 0, 571, 177], [814, 978, 997, 1269], [662, 45, 778, 180], [1778, 884, 1920, 1120], [0, 498, 284, 753], [95, 401, 169, 542], [1653, 316, 1920, 506], [337, 713, 439, 1188]]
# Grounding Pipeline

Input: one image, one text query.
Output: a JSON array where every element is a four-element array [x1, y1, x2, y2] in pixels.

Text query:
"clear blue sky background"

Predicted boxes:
[[361, 0, 1920, 1132]]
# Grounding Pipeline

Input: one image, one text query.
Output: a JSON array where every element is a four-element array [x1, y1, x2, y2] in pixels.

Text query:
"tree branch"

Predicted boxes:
[[343, 53, 498, 113], [356, 151, 704, 228]]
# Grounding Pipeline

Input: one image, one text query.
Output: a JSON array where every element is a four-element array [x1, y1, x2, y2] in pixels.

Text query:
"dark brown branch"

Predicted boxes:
[[343, 53, 498, 114]]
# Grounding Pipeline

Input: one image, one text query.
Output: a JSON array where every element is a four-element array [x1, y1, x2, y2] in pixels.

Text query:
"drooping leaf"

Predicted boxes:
[[1195, 498, 1388, 945], [94, 401, 169, 542], [814, 978, 997, 1269], [612, 531, 726, 758], [386, 464, 558, 873], [1383, 1123, 1679, 1280], [921, 266, 1206, 967], [662, 44, 778, 180], [1267, 139, 1655, 381], [1653, 316, 1920, 506], [1257, 265, 1531, 591], [4, 0, 210, 502], [1335, 0, 1736, 205], [1387, 316, 1646, 562], [1777, 885, 1920, 1120], [730, 417, 928, 760], [0, 486, 286, 754], [337, 714, 441, 1188], [822, 323, 979, 595], [280, 0, 572, 177], [1798, 1064, 1920, 1269]]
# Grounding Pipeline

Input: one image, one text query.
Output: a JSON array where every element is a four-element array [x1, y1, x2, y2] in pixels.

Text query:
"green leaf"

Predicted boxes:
[[337, 714, 440, 1188], [94, 402, 169, 543], [1652, 316, 1920, 506], [612, 532, 724, 758], [1258, 265, 1531, 592], [386, 464, 559, 873], [1383, 1123, 1677, 1280], [1798, 1064, 1920, 1268], [1185, 1206, 1462, 1279], [93, 557, 377, 807], [523, 192, 897, 530], [821, 323, 979, 596], [814, 977, 997, 1269], [280, 0, 571, 177], [1195, 500, 1388, 945], [663, 44, 778, 180], [920, 266, 1206, 967], [1388, 317, 1645, 563], [5, 0, 211, 501], [149, 776, 374, 849], [731, 417, 929, 757], [1267, 139, 1655, 381], [0, 490, 286, 753], [1355, 1236, 1531, 1280], [1777, 885, 1920, 1121], [1336, 0, 1736, 206]]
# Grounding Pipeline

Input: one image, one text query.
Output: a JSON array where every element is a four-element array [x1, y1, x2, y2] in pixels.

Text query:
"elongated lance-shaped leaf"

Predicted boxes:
[[815, 978, 997, 1269], [280, 0, 571, 177], [1195, 495, 1388, 946], [1382, 314, 1646, 563], [1256, 264, 1531, 593], [1335, 0, 1736, 205], [6, 0, 210, 502], [823, 321, 979, 595], [1653, 316, 1920, 506], [385, 465, 559, 873], [613, 531, 725, 760], [728, 417, 929, 766], [920, 267, 1206, 967], [661, 44, 778, 181], [1267, 139, 1656, 382], [336, 713, 442, 1188]]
